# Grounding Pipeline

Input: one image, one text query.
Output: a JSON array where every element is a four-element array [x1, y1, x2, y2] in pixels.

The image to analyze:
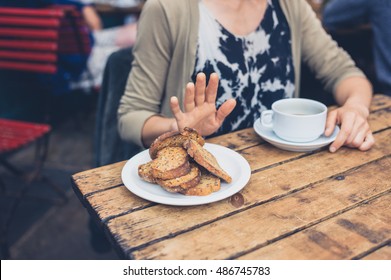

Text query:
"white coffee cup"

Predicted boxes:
[[261, 98, 327, 143]]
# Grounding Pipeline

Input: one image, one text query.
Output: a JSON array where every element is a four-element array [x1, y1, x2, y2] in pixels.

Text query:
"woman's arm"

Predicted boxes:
[[117, 0, 173, 147], [141, 116, 176, 147], [297, 0, 374, 152], [325, 76, 374, 152]]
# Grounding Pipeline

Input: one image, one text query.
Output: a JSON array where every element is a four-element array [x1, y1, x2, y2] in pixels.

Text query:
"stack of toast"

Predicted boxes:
[[138, 127, 232, 196]]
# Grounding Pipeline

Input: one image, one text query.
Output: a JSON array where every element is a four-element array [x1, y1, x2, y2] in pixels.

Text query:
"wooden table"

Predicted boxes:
[[72, 94, 391, 260]]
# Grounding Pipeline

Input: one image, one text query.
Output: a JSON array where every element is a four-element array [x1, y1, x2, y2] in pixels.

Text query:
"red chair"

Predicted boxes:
[[0, 5, 92, 74], [0, 118, 67, 259]]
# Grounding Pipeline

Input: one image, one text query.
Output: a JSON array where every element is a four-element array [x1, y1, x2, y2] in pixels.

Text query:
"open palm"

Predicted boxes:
[[170, 73, 236, 136]]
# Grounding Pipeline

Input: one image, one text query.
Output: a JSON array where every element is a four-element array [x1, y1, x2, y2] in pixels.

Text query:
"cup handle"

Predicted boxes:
[[261, 110, 274, 128]]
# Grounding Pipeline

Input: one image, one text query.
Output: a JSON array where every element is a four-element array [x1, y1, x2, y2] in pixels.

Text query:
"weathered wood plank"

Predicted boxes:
[[73, 102, 390, 203], [371, 94, 391, 111], [368, 107, 391, 132], [105, 130, 389, 258], [87, 186, 153, 222], [238, 194, 391, 259], [362, 244, 391, 260], [68, 94, 390, 260], [207, 128, 262, 150], [85, 110, 390, 221], [130, 157, 391, 259], [244, 130, 389, 196], [71, 161, 125, 197]]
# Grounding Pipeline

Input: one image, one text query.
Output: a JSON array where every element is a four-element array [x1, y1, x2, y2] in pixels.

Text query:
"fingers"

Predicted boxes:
[[346, 120, 369, 147], [190, 72, 219, 108], [195, 73, 206, 106], [170, 96, 183, 121], [358, 131, 375, 151], [346, 127, 366, 148], [324, 110, 337, 137], [328, 107, 374, 153], [216, 99, 236, 124], [205, 73, 219, 103], [329, 112, 355, 153], [345, 124, 360, 145], [184, 83, 195, 112]]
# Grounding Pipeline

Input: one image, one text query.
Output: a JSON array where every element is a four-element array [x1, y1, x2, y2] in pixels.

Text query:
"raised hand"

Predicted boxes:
[[170, 72, 236, 136]]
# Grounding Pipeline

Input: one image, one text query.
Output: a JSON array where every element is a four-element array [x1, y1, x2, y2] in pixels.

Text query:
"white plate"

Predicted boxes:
[[253, 118, 339, 152], [121, 143, 251, 206]]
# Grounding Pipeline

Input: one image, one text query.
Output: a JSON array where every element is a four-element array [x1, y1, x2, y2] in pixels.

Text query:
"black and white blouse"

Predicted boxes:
[[192, 0, 295, 136]]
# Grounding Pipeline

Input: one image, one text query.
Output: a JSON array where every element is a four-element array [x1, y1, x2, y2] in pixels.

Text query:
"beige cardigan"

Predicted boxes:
[[118, 0, 364, 147]]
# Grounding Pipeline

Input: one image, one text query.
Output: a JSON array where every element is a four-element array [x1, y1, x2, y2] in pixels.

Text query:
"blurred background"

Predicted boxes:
[[0, 0, 144, 260], [0, 0, 383, 259]]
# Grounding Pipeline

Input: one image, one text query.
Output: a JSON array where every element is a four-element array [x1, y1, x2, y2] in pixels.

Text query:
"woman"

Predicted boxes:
[[118, 0, 374, 153]]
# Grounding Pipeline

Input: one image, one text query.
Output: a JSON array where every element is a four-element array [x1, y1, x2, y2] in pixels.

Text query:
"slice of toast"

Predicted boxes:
[[181, 172, 221, 196], [149, 127, 205, 159], [183, 139, 232, 183], [150, 146, 190, 180], [156, 164, 201, 190], [138, 161, 156, 183], [160, 185, 184, 193]]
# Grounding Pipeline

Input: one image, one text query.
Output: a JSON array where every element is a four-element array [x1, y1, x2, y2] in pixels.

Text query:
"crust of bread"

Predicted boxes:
[[160, 185, 184, 193], [181, 172, 221, 196], [138, 161, 156, 183], [149, 127, 205, 159], [156, 164, 201, 190], [183, 139, 232, 183], [150, 147, 190, 180], [138, 127, 233, 196]]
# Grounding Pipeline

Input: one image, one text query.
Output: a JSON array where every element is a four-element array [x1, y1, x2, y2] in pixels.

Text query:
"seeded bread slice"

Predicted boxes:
[[138, 161, 156, 183], [181, 172, 221, 196], [183, 139, 232, 183], [157, 164, 201, 190], [149, 127, 205, 159], [151, 147, 190, 180], [160, 185, 183, 193]]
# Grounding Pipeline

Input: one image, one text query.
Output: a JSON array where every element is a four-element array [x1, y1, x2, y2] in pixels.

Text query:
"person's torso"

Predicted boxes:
[[192, 0, 295, 135]]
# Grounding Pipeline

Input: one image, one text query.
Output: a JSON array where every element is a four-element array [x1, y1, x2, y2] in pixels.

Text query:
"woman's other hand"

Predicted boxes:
[[324, 76, 375, 153], [325, 103, 374, 152], [170, 72, 236, 136]]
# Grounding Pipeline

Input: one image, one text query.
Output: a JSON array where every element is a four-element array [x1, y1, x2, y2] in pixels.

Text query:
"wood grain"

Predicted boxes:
[[108, 130, 390, 258], [361, 244, 391, 260], [87, 186, 153, 222], [72, 161, 125, 197], [70, 94, 391, 260], [100, 129, 389, 233], [72, 94, 390, 199], [131, 157, 391, 259], [82, 107, 390, 225], [238, 192, 391, 259]]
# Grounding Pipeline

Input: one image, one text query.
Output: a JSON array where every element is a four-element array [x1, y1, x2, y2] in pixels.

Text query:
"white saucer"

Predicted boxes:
[[253, 118, 339, 152]]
